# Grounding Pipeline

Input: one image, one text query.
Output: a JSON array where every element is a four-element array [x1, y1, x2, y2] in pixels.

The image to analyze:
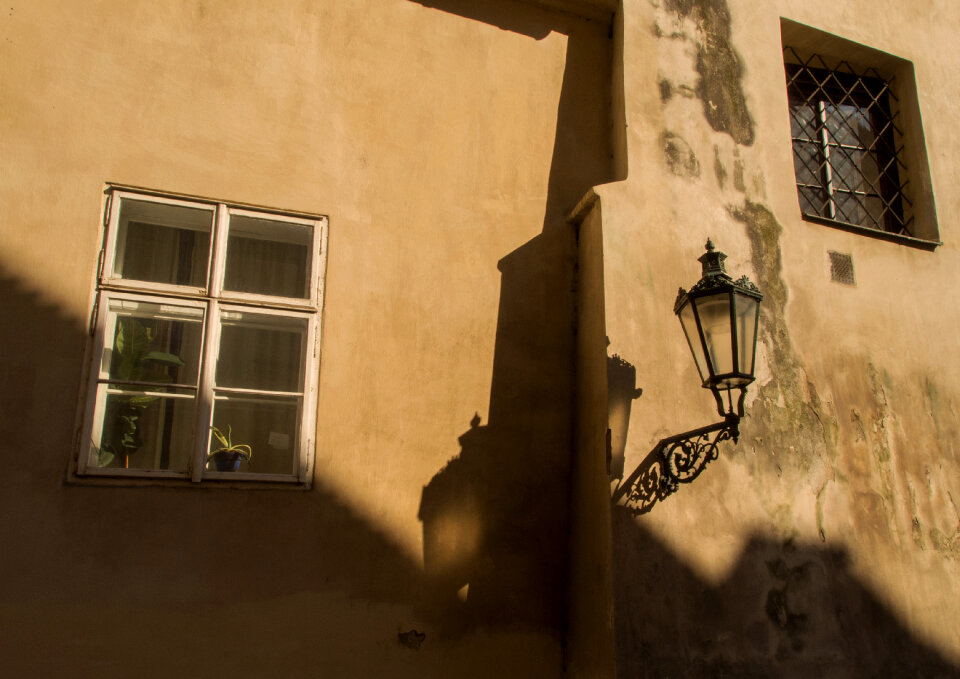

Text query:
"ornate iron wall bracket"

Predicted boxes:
[[610, 239, 760, 516], [612, 415, 739, 515]]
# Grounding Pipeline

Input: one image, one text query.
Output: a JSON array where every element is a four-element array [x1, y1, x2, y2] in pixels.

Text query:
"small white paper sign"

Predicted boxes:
[[268, 432, 290, 450]]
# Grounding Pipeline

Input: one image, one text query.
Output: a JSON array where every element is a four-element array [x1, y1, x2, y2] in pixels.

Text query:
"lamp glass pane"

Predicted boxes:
[[734, 292, 759, 376], [694, 293, 733, 376], [678, 300, 708, 382]]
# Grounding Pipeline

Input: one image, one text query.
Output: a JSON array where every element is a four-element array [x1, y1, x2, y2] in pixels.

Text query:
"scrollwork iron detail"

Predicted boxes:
[[614, 418, 738, 516], [662, 426, 731, 485]]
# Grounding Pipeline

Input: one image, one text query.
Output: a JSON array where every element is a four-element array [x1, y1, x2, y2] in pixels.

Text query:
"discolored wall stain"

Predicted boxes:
[[727, 202, 837, 480], [733, 157, 747, 191], [661, 131, 701, 178], [765, 556, 809, 656], [659, 77, 673, 102], [929, 494, 960, 560], [663, 0, 755, 145], [713, 144, 727, 188]]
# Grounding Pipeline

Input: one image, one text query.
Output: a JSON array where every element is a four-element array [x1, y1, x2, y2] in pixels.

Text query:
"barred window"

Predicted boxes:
[[784, 47, 912, 236]]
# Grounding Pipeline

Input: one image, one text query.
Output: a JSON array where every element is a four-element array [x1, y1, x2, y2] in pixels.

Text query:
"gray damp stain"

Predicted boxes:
[[663, 0, 755, 145], [661, 131, 701, 178]]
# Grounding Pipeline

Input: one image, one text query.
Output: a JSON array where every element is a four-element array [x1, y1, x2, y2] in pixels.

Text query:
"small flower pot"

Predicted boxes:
[[209, 451, 246, 472]]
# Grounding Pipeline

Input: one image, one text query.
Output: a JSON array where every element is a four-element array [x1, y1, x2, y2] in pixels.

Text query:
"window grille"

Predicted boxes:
[[828, 251, 856, 285], [784, 47, 912, 236]]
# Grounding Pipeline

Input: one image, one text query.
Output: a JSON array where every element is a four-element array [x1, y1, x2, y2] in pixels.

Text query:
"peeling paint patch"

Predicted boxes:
[[929, 527, 960, 560], [850, 408, 867, 442], [663, 0, 755, 144], [727, 202, 838, 480], [713, 144, 727, 189], [661, 131, 700, 178], [930, 492, 960, 560], [815, 481, 830, 542], [733, 157, 746, 192], [865, 364, 900, 521], [912, 516, 926, 550], [923, 378, 960, 459], [659, 77, 673, 102]]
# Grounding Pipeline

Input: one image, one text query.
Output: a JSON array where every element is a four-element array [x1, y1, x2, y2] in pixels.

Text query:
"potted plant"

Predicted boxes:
[[207, 425, 252, 472], [100, 318, 185, 468]]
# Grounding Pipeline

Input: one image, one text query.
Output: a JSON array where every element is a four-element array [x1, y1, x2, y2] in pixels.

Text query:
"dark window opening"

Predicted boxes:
[[784, 47, 913, 236]]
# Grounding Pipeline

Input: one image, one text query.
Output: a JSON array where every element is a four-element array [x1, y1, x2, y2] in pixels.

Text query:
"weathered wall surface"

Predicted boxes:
[[0, 1, 613, 676], [601, 0, 960, 675], [5, 0, 960, 675]]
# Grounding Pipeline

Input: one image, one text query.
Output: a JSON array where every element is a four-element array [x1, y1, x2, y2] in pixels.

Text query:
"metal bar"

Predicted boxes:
[[817, 100, 836, 219], [99, 379, 197, 391], [103, 389, 195, 400], [213, 387, 304, 398]]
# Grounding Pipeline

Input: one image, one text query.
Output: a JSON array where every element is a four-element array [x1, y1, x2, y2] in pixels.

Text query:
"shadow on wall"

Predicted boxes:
[[0, 262, 88, 478], [606, 354, 958, 675], [0, 259, 438, 676], [419, 233, 580, 633], [414, 0, 616, 640], [612, 509, 960, 677], [607, 350, 643, 484]]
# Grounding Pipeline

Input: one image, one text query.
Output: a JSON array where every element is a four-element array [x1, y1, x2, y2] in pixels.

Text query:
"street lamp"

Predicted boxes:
[[675, 238, 763, 419], [613, 239, 763, 514]]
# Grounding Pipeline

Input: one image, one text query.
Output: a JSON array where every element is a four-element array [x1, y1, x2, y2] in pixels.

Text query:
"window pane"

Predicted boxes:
[[798, 186, 827, 217], [693, 294, 733, 376], [828, 148, 863, 193], [792, 139, 822, 186], [224, 215, 313, 299], [92, 391, 195, 472], [678, 301, 708, 383], [833, 190, 864, 225], [789, 103, 817, 140], [864, 194, 887, 227], [734, 293, 758, 375], [216, 311, 307, 392], [114, 198, 213, 287], [860, 151, 882, 188], [210, 396, 300, 475], [824, 103, 861, 147], [103, 300, 204, 386]]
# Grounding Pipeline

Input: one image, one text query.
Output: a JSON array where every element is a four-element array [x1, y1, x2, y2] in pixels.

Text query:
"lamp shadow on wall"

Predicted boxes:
[[413, 0, 617, 639], [605, 355, 958, 672], [604, 348, 958, 672], [613, 512, 960, 676], [607, 350, 643, 485], [417, 232, 581, 634]]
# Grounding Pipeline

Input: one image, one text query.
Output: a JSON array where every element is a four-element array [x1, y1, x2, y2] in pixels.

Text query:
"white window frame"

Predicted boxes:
[[78, 188, 328, 485]]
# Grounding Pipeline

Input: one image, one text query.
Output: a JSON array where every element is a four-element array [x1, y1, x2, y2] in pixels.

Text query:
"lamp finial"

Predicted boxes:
[[698, 239, 728, 279]]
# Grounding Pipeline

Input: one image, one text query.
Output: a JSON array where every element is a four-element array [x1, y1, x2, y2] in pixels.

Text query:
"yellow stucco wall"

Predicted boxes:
[[0, 1, 612, 676], [598, 0, 960, 675], [3, 0, 960, 676]]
